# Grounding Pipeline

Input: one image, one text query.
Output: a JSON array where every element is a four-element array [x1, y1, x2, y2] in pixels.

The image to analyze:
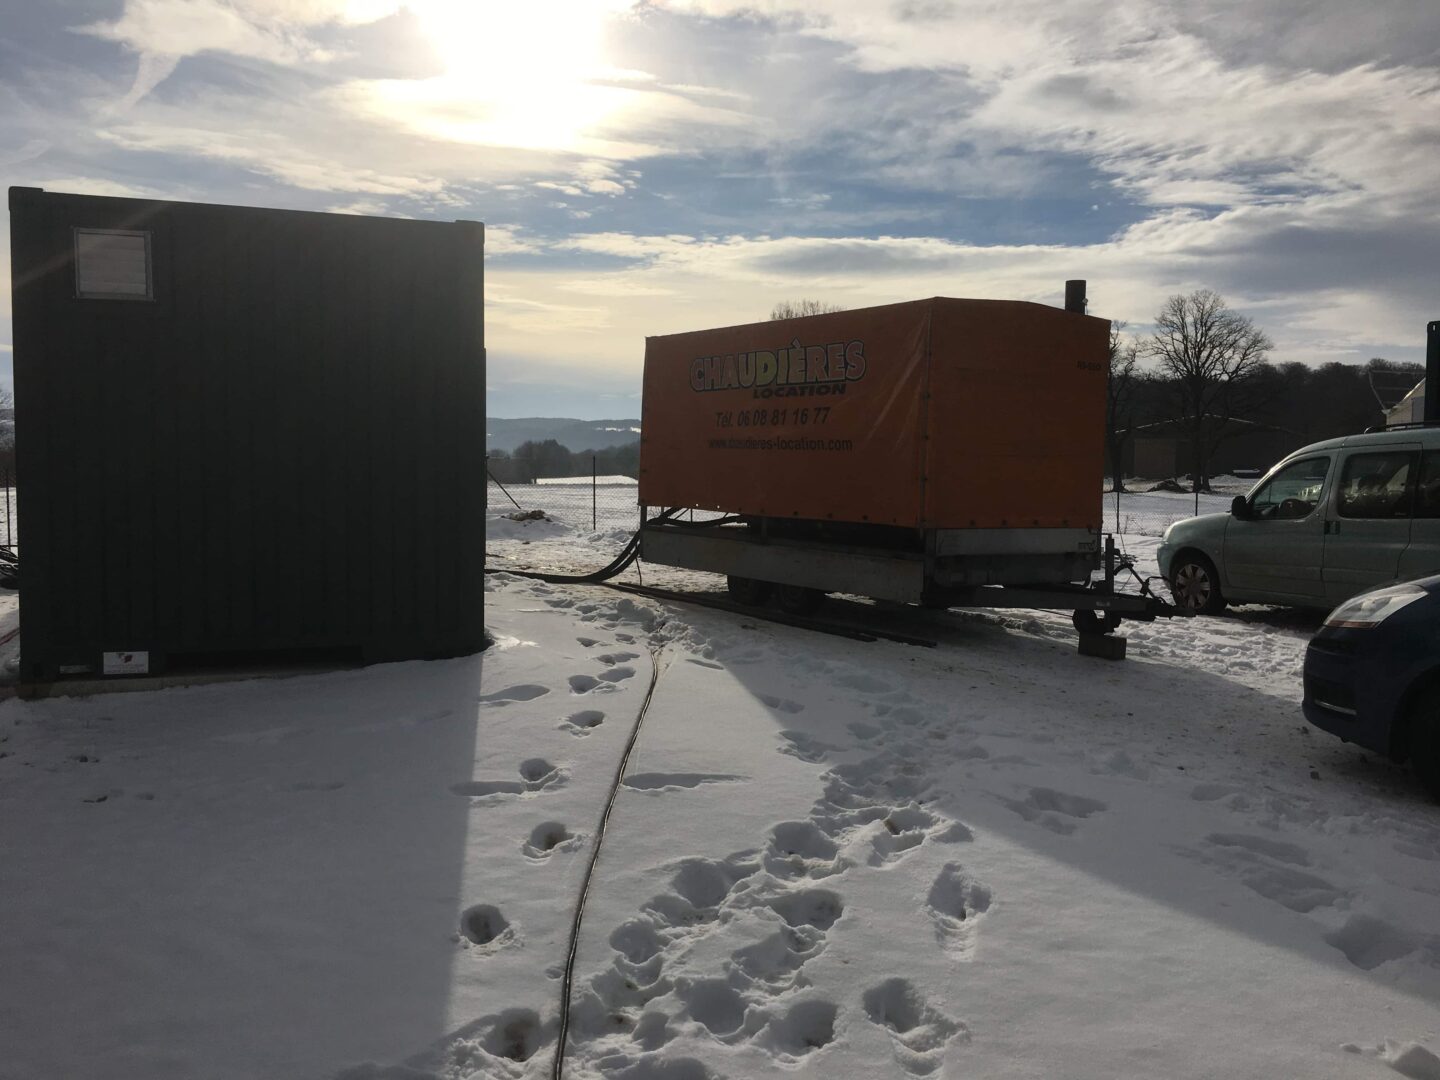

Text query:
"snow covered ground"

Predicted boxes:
[[3, 506, 1440, 1080]]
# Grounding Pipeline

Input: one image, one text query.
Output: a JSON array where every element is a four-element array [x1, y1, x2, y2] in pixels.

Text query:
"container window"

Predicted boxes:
[[74, 228, 153, 300]]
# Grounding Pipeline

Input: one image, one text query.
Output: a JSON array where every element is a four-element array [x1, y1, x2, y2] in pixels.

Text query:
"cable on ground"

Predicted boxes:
[[550, 642, 667, 1079]]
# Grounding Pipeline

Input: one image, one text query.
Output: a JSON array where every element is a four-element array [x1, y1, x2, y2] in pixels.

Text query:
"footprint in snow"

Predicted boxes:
[[671, 856, 758, 910], [479, 1008, 550, 1063], [677, 978, 751, 1041], [479, 684, 551, 705], [458, 904, 515, 950], [610, 920, 665, 964], [868, 806, 937, 866], [755, 998, 838, 1062], [622, 772, 744, 793], [1001, 787, 1108, 835], [1188, 833, 1347, 914], [604, 1057, 718, 1080], [562, 709, 605, 736], [768, 888, 845, 931], [1205, 833, 1312, 866], [451, 758, 562, 798], [1377, 1040, 1440, 1079], [598, 651, 640, 665], [640, 854, 762, 932], [759, 694, 805, 714], [862, 977, 966, 1075], [776, 730, 835, 763], [523, 821, 580, 859], [926, 863, 991, 956], [765, 820, 845, 880], [731, 927, 824, 990], [1324, 914, 1420, 971]]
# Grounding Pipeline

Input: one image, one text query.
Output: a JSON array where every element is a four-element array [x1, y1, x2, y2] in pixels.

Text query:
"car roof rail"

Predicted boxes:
[[1362, 420, 1440, 434]]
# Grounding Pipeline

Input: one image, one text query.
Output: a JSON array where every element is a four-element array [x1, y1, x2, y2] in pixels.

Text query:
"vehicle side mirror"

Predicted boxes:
[[1231, 496, 1250, 519]]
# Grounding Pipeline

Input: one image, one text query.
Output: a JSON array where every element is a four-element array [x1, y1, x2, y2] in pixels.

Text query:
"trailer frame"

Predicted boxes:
[[639, 511, 1186, 655]]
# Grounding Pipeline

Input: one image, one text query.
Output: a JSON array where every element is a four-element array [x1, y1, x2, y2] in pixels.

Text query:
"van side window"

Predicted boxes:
[[1249, 456, 1330, 520], [1416, 452, 1440, 518], [1337, 451, 1416, 519]]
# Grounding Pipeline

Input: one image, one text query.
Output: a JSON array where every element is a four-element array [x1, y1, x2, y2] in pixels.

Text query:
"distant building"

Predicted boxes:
[[1387, 379, 1424, 426], [1115, 417, 1300, 482]]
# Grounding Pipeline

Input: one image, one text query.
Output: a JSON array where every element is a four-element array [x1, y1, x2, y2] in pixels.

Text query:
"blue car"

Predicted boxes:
[[1304, 575, 1440, 798]]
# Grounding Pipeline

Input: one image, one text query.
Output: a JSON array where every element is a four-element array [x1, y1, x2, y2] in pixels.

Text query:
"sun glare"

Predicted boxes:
[[368, 0, 641, 154]]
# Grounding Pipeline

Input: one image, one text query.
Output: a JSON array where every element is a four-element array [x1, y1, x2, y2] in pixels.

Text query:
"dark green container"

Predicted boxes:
[[8, 188, 487, 682]]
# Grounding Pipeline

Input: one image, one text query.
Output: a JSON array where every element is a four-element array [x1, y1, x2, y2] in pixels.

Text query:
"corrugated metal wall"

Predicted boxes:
[[8, 188, 487, 681]]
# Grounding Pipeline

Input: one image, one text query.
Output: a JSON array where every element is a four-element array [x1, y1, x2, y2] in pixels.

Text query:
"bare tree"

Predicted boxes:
[[1145, 290, 1273, 492], [1105, 322, 1140, 493], [769, 299, 845, 320]]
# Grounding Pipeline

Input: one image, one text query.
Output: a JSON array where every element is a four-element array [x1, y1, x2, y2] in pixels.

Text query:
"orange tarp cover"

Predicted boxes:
[[639, 298, 1108, 530]]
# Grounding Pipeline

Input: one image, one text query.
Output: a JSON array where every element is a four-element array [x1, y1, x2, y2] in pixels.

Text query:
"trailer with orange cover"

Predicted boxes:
[[637, 282, 1183, 646]]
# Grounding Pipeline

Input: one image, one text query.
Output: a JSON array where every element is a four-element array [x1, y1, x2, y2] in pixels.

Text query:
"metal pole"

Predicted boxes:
[[1426, 320, 1439, 425], [592, 454, 597, 531], [487, 465, 525, 511]]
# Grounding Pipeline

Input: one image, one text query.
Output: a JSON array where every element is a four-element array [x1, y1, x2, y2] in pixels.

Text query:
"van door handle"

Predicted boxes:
[[1326, 520, 1338, 535]]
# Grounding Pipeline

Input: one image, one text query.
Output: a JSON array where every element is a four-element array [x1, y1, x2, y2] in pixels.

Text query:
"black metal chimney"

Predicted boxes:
[[1064, 279, 1087, 314], [1426, 320, 1440, 424]]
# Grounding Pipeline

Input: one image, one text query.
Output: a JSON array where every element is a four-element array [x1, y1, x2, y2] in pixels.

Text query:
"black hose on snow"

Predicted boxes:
[[550, 643, 666, 1079], [486, 508, 684, 586]]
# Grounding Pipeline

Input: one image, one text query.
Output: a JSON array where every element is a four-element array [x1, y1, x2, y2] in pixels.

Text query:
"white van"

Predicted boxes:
[[1156, 426, 1440, 613]]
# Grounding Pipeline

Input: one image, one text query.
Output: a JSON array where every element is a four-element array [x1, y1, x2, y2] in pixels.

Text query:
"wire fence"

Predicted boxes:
[[487, 464, 641, 533], [1103, 476, 1254, 538], [0, 469, 14, 550], [1104, 488, 1230, 538], [485, 464, 1257, 541]]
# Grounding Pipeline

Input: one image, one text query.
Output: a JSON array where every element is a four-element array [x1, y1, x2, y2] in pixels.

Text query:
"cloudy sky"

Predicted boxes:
[[2, 0, 1437, 417]]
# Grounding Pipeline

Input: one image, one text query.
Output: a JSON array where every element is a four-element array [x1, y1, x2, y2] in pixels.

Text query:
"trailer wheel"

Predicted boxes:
[[774, 584, 824, 615], [1072, 609, 1122, 635], [727, 576, 772, 606]]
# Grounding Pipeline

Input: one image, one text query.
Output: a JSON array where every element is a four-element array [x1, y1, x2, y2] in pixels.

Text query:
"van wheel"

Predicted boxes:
[[727, 576, 771, 606], [1408, 688, 1440, 801], [1170, 553, 1225, 615], [774, 584, 824, 616]]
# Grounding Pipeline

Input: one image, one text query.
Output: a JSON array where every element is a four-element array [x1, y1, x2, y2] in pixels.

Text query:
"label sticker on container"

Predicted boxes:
[[103, 651, 150, 676]]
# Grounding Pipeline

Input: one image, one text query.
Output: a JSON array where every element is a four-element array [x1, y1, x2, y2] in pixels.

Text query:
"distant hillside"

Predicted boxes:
[[486, 418, 640, 454]]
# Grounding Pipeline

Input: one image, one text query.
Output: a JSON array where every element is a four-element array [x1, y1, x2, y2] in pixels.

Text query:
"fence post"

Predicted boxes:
[[592, 454, 597, 531]]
